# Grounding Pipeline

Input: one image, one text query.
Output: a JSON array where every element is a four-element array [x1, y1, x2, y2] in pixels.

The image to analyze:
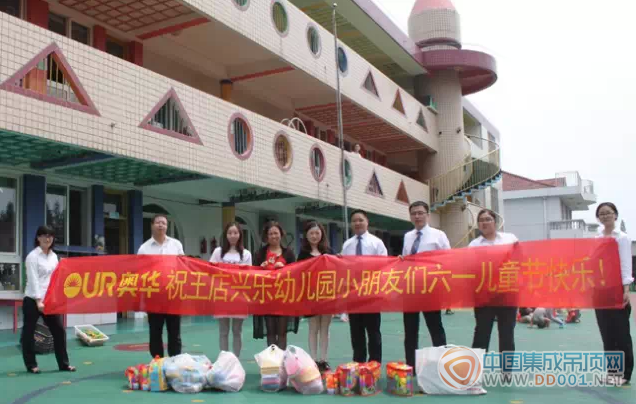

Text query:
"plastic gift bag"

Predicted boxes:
[[163, 354, 213, 394], [255, 345, 287, 392], [284, 345, 323, 395], [386, 362, 413, 396], [206, 351, 246, 392], [415, 345, 487, 395], [149, 356, 168, 392]]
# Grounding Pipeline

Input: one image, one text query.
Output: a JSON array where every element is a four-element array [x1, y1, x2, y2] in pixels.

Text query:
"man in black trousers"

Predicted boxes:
[[341, 209, 388, 363], [400, 201, 449, 368]]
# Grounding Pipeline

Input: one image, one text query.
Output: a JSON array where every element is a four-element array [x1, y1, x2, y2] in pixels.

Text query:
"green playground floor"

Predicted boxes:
[[1, 308, 635, 404]]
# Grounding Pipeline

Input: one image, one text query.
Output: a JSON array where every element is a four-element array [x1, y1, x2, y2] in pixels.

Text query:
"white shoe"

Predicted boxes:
[[340, 314, 349, 322]]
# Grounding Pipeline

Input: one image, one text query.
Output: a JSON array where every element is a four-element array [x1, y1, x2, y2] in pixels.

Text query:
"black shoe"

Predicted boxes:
[[322, 361, 331, 372]]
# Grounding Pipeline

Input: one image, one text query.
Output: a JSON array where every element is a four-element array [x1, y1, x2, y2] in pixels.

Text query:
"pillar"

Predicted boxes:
[[128, 41, 143, 66], [328, 223, 339, 252], [128, 190, 143, 254], [26, 0, 48, 28], [222, 202, 235, 229], [93, 25, 107, 51], [296, 217, 303, 255], [22, 175, 46, 262], [303, 120, 314, 137], [91, 185, 104, 249], [327, 129, 336, 145], [220, 80, 233, 102]]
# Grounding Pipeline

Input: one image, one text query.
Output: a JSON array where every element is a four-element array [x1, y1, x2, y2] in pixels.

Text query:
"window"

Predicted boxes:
[[150, 97, 194, 138], [274, 133, 292, 171], [228, 114, 253, 160], [0, 0, 21, 17], [337, 46, 348, 74], [106, 37, 126, 60], [46, 184, 68, 246], [366, 172, 383, 196], [0, 177, 18, 254], [310, 145, 326, 182], [341, 159, 353, 189], [71, 22, 90, 45], [344, 141, 351, 151], [236, 217, 255, 252], [69, 188, 89, 247], [233, 0, 250, 10], [392, 90, 405, 115], [272, 1, 288, 35], [362, 71, 379, 97], [396, 181, 409, 204], [320, 130, 327, 142], [416, 109, 428, 131], [307, 24, 321, 56], [48, 12, 67, 36]]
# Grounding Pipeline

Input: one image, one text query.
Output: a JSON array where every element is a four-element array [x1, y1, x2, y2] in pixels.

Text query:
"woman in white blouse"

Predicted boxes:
[[594, 202, 633, 385], [22, 225, 75, 374], [209, 221, 252, 357], [468, 209, 518, 373]]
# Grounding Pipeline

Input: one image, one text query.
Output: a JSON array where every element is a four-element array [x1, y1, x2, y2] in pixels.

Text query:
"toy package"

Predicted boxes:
[[206, 351, 246, 392], [336, 362, 359, 396], [322, 371, 338, 395], [386, 362, 413, 396], [125, 365, 140, 390], [359, 361, 381, 396], [255, 345, 287, 392], [149, 356, 168, 392], [163, 354, 213, 394], [137, 364, 150, 391]]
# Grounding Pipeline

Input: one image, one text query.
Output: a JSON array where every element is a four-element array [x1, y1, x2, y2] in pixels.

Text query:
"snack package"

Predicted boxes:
[[206, 351, 246, 392], [163, 354, 212, 394], [284, 345, 323, 395], [137, 364, 150, 391], [255, 345, 287, 392], [386, 362, 413, 396], [149, 356, 168, 392], [125, 366, 140, 390], [336, 362, 359, 396], [359, 361, 381, 396], [323, 371, 339, 395]]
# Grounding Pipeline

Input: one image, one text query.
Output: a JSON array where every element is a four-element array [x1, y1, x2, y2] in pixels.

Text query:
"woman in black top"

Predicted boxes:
[[297, 221, 334, 372], [253, 221, 298, 349]]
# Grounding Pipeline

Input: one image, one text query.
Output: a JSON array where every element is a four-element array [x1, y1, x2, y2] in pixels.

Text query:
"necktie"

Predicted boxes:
[[356, 235, 363, 256], [410, 231, 422, 255]]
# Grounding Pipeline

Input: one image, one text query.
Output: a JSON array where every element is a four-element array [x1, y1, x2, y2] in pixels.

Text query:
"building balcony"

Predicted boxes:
[[549, 220, 599, 239], [0, 13, 427, 224]]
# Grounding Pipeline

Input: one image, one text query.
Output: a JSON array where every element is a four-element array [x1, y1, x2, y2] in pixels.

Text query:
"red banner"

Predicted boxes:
[[44, 239, 624, 316]]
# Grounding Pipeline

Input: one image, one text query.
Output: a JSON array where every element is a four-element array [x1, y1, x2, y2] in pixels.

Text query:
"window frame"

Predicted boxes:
[[309, 144, 326, 183], [0, 0, 23, 19], [227, 113, 254, 160], [273, 131, 293, 172], [45, 182, 70, 247], [271, 0, 290, 37], [0, 173, 20, 258], [337, 46, 348, 75], [306, 23, 321, 58], [232, 0, 250, 11]]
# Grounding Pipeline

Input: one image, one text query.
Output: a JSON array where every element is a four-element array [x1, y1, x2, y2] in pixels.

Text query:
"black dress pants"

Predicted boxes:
[[21, 297, 70, 371], [403, 310, 447, 368], [472, 306, 517, 358], [595, 304, 633, 381], [349, 313, 381, 363], [148, 313, 182, 358]]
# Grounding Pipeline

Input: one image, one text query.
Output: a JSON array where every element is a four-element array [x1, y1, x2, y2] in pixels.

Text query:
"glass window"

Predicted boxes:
[[0, 177, 17, 253], [0, 0, 21, 17], [71, 22, 90, 45], [307, 25, 320, 56], [106, 38, 126, 60], [231, 117, 252, 157], [272, 2, 288, 34], [48, 12, 67, 36], [46, 185, 68, 246], [69, 188, 88, 247], [337, 47, 347, 73]]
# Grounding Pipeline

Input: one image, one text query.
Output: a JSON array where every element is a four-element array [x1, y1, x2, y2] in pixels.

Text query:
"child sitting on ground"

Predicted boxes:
[[566, 309, 581, 323], [530, 308, 564, 329], [518, 308, 533, 323]]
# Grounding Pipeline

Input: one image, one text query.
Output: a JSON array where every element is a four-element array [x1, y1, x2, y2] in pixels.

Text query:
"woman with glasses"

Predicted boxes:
[[468, 209, 518, 379], [22, 225, 75, 374], [594, 202, 633, 385]]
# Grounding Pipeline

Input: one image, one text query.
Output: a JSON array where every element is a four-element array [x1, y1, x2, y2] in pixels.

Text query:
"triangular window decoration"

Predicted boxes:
[[362, 71, 379, 97], [140, 88, 203, 145], [0, 42, 100, 116], [392, 90, 405, 115], [416, 109, 428, 131], [366, 171, 384, 196], [396, 180, 410, 204]]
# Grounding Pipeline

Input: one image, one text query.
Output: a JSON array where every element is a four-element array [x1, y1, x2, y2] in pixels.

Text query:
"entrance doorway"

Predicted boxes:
[[103, 190, 128, 255]]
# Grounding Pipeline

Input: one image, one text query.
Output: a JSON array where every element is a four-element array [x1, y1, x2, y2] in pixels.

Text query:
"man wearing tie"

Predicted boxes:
[[401, 201, 450, 368], [341, 209, 388, 363]]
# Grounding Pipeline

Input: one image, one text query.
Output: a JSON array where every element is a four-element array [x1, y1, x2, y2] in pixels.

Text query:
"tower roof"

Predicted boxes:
[[411, 0, 455, 15]]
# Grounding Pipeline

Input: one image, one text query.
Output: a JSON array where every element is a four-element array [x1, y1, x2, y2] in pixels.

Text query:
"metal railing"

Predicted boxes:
[[453, 202, 505, 248], [429, 135, 501, 207], [555, 171, 595, 195]]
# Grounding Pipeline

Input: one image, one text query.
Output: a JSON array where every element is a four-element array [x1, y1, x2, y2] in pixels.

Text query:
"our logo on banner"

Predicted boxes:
[[438, 347, 483, 390], [64, 273, 82, 298]]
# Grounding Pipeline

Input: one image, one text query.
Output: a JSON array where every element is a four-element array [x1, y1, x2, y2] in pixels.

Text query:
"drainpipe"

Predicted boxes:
[[543, 197, 548, 239]]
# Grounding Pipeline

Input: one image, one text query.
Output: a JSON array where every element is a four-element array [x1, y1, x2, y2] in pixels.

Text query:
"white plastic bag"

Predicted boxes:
[[255, 345, 287, 392], [416, 345, 487, 395], [163, 353, 212, 394], [283, 345, 323, 395], [206, 351, 246, 392]]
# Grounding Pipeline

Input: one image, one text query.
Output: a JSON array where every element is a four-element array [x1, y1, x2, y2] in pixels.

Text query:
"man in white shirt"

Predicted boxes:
[[400, 201, 449, 368], [138, 214, 185, 358], [341, 209, 388, 363]]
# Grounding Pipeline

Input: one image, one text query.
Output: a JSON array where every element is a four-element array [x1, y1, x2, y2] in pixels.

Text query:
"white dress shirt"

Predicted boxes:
[[137, 236, 184, 255], [597, 229, 634, 286], [341, 231, 388, 256], [468, 232, 518, 247], [24, 247, 59, 300], [209, 247, 252, 266], [402, 225, 450, 256]]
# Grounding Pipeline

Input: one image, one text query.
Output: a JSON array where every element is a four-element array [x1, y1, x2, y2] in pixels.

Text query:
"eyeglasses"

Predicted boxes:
[[598, 212, 615, 217]]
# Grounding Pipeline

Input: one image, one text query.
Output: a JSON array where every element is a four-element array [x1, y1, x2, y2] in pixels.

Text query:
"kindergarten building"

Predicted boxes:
[[0, 0, 500, 329]]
